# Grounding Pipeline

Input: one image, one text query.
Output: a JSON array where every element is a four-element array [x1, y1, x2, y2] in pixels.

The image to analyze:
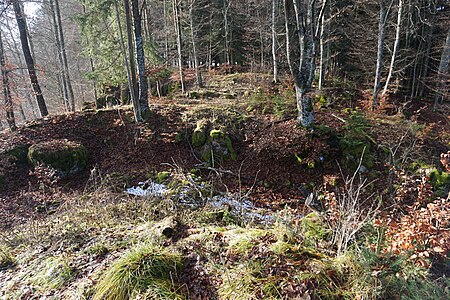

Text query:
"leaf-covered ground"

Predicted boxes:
[[1, 73, 449, 299]]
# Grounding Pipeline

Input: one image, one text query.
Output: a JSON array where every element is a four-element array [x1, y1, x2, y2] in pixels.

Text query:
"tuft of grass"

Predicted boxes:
[[224, 228, 269, 255], [0, 245, 15, 270], [93, 244, 184, 300], [31, 256, 74, 291], [86, 243, 110, 257]]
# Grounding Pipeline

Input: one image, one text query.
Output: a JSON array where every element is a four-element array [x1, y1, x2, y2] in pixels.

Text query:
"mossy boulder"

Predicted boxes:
[[200, 129, 237, 165], [28, 140, 88, 177], [192, 120, 209, 147], [6, 144, 30, 164]]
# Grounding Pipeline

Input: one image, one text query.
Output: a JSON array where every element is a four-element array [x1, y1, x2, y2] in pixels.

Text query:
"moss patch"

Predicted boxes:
[[28, 140, 88, 177], [192, 120, 209, 147]]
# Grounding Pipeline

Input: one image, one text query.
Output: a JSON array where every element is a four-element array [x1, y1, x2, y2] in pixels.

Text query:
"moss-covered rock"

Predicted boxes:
[[192, 120, 209, 147], [28, 140, 88, 177], [6, 144, 30, 164], [200, 129, 237, 165]]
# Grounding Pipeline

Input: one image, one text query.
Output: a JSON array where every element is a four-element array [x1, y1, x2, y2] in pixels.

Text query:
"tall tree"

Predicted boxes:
[[0, 28, 17, 131], [188, 0, 202, 87], [172, 0, 185, 93], [130, 0, 149, 115], [372, 0, 388, 110], [284, 0, 318, 128], [53, 0, 76, 111], [382, 0, 404, 96], [12, 0, 48, 117], [115, 0, 141, 122], [48, 0, 70, 111], [271, 0, 278, 83], [434, 28, 450, 110]]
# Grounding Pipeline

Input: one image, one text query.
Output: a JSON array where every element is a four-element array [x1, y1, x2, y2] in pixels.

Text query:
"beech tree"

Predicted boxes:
[[284, 0, 320, 128], [131, 0, 149, 116], [434, 28, 450, 110], [11, 0, 48, 117], [0, 27, 16, 131]]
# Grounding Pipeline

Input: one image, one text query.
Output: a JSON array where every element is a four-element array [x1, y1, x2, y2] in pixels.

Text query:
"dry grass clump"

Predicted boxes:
[[93, 244, 184, 300]]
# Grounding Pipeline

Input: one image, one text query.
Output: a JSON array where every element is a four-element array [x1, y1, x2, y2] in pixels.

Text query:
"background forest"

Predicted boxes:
[[0, 0, 449, 126], [0, 0, 449, 299]]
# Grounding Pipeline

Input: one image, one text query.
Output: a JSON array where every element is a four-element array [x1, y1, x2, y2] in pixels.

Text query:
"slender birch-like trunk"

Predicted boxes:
[[372, 0, 387, 110], [271, 0, 278, 83], [382, 0, 403, 96]]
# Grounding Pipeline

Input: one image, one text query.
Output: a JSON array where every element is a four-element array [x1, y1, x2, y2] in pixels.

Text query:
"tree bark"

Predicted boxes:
[[382, 0, 403, 96], [172, 0, 185, 93], [116, 0, 141, 122], [0, 29, 17, 131], [372, 0, 387, 110], [131, 0, 149, 114], [4, 16, 36, 118], [271, 0, 278, 83], [284, 0, 316, 128], [223, 0, 231, 65], [48, 0, 69, 112], [12, 0, 48, 117], [54, 0, 75, 112], [189, 0, 202, 87], [434, 29, 450, 110]]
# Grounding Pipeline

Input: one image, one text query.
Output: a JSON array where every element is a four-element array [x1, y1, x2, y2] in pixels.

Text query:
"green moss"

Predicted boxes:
[[429, 170, 450, 197], [302, 212, 330, 242], [6, 144, 30, 164], [28, 140, 88, 176], [174, 132, 184, 143], [156, 171, 171, 184], [192, 120, 209, 147]]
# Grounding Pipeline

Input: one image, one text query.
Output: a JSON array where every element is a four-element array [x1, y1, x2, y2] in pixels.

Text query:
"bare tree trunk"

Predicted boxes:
[[0, 29, 17, 131], [372, 0, 387, 110], [316, 0, 328, 91], [4, 16, 36, 118], [223, 0, 231, 65], [123, 0, 138, 105], [172, 0, 185, 93], [54, 0, 75, 111], [12, 0, 48, 117], [271, 0, 278, 83], [49, 0, 69, 112], [318, 8, 326, 90], [163, 0, 169, 63], [383, 0, 403, 96], [189, 1, 202, 87], [131, 0, 149, 114], [115, 0, 141, 122], [434, 29, 450, 111], [284, 0, 317, 128]]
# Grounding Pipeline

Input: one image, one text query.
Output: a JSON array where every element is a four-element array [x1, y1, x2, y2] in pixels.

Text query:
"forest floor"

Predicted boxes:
[[0, 72, 449, 299]]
